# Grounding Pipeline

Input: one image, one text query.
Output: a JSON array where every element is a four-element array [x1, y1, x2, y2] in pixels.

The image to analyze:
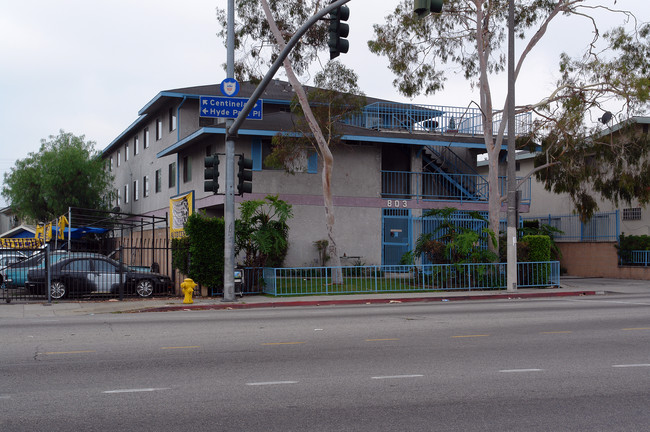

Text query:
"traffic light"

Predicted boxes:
[[414, 0, 443, 18], [328, 4, 350, 60], [237, 155, 253, 196], [204, 154, 220, 193]]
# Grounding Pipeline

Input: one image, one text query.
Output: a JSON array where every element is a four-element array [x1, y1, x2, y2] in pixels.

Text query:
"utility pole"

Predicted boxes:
[[223, 0, 236, 302], [223, 0, 351, 302], [506, 0, 517, 293]]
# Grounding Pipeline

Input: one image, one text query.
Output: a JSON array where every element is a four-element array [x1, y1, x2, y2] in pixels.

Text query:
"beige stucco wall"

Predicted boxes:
[[558, 242, 650, 280]]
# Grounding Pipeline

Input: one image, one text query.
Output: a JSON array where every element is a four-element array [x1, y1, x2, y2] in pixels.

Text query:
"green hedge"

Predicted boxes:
[[521, 235, 551, 261], [171, 237, 190, 275], [619, 234, 650, 251], [171, 213, 225, 291]]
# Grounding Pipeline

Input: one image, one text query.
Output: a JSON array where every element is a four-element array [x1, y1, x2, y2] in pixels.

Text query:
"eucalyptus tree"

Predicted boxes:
[[369, 1, 650, 249], [217, 1, 362, 282]]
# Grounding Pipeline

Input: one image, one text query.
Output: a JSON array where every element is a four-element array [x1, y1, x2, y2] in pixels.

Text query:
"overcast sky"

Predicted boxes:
[[1, 1, 647, 208]]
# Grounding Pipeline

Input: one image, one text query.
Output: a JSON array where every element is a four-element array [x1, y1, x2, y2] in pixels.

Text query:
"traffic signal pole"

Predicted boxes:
[[224, 0, 236, 302], [223, 0, 350, 301]]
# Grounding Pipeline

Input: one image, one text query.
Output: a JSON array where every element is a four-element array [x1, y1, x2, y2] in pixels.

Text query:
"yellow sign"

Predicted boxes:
[[35, 223, 53, 242], [170, 191, 193, 239], [0, 238, 43, 249]]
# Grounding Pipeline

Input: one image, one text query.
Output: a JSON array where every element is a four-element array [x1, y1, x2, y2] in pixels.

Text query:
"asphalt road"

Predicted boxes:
[[2, 294, 649, 431]]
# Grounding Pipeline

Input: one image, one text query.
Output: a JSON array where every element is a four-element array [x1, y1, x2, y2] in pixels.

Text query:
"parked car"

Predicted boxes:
[[4, 250, 102, 288], [25, 256, 173, 299], [1, 252, 27, 289]]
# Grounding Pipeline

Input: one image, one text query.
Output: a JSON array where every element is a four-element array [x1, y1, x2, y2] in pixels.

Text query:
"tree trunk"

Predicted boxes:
[[261, 1, 344, 283]]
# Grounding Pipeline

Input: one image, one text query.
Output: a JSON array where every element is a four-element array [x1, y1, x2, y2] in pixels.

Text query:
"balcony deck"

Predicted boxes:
[[345, 102, 532, 137], [381, 171, 531, 204]]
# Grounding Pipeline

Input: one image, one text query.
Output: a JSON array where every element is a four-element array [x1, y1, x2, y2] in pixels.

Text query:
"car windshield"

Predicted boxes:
[[14, 251, 70, 268]]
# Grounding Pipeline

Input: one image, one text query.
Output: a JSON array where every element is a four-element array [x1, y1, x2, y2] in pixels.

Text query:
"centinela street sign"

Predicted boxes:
[[199, 96, 263, 120]]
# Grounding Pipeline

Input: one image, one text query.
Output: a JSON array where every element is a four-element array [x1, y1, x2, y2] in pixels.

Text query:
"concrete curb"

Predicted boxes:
[[132, 290, 598, 313]]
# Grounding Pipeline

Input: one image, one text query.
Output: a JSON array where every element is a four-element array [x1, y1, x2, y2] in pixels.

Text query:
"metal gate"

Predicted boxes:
[[382, 209, 412, 266]]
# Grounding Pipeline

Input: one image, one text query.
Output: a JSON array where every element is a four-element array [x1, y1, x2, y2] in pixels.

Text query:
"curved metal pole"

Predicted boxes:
[[227, 0, 351, 137]]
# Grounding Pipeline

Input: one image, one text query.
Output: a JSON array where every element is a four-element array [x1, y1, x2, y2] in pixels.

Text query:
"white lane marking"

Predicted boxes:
[[564, 299, 650, 306], [612, 364, 650, 368], [103, 388, 170, 394], [371, 374, 424, 380], [246, 381, 298, 386], [499, 369, 544, 373]]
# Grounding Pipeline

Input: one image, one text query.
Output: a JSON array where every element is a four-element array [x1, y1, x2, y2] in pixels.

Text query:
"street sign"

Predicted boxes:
[[199, 96, 263, 120]]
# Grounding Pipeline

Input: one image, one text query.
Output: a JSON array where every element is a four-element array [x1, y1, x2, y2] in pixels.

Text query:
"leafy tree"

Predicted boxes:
[[2, 130, 114, 223], [235, 195, 293, 268], [217, 1, 359, 283], [368, 1, 650, 250]]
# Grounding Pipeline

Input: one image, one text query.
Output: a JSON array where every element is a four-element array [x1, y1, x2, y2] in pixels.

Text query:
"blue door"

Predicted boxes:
[[382, 209, 412, 266]]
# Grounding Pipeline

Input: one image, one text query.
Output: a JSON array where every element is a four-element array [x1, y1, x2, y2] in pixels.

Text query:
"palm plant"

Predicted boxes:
[[235, 195, 293, 268]]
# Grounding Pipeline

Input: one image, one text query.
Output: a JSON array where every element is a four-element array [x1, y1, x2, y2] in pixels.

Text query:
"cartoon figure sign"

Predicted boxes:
[[170, 191, 194, 238], [220, 78, 239, 97]]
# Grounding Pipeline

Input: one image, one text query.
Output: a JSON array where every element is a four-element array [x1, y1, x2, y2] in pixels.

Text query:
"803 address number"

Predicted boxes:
[[385, 200, 408, 208]]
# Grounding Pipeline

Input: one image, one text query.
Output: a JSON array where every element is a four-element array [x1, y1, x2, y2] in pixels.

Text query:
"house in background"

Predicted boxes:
[[0, 207, 19, 236], [478, 116, 650, 279], [102, 80, 532, 268]]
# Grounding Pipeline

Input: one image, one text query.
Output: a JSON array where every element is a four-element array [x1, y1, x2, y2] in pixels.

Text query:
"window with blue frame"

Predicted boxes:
[[251, 137, 317, 173]]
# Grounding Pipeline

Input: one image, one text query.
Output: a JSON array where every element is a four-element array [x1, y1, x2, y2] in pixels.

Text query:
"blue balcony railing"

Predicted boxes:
[[344, 102, 533, 137], [382, 171, 531, 204]]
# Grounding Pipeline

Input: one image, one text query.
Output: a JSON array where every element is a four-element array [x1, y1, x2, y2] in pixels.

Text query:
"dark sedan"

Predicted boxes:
[[26, 256, 173, 299]]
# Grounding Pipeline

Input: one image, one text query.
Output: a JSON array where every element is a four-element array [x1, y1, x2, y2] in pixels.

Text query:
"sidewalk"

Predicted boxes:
[[1, 277, 647, 318]]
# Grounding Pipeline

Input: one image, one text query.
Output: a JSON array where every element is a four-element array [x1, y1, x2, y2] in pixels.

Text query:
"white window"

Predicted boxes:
[[144, 127, 150, 148], [109, 157, 113, 172], [134, 180, 139, 201], [623, 208, 642, 221], [183, 155, 192, 183], [169, 162, 176, 188], [169, 107, 177, 132], [156, 118, 163, 140], [124, 184, 129, 204], [125, 143, 129, 161], [117, 150, 121, 167], [134, 136, 139, 155], [117, 188, 121, 206], [143, 175, 149, 197]]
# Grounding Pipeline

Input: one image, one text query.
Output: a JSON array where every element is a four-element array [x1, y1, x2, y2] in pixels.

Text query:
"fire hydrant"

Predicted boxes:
[[181, 278, 196, 304]]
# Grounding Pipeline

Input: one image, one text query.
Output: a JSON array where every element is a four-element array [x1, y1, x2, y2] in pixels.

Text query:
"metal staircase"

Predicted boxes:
[[421, 146, 488, 201]]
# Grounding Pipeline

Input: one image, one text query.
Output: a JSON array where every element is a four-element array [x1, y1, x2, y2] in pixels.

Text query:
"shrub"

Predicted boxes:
[[171, 237, 190, 275], [521, 235, 551, 262], [185, 213, 225, 291]]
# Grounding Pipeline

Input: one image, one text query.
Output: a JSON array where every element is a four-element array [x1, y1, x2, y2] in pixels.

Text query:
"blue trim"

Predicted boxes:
[[156, 127, 223, 158], [340, 134, 487, 149], [156, 127, 485, 158], [251, 138, 262, 171], [307, 151, 317, 174], [139, 92, 198, 116], [176, 154, 180, 196], [103, 115, 149, 154], [176, 96, 188, 142]]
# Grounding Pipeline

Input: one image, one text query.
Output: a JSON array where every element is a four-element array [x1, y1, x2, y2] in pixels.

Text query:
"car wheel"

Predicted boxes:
[[51, 281, 67, 299], [135, 279, 154, 297]]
